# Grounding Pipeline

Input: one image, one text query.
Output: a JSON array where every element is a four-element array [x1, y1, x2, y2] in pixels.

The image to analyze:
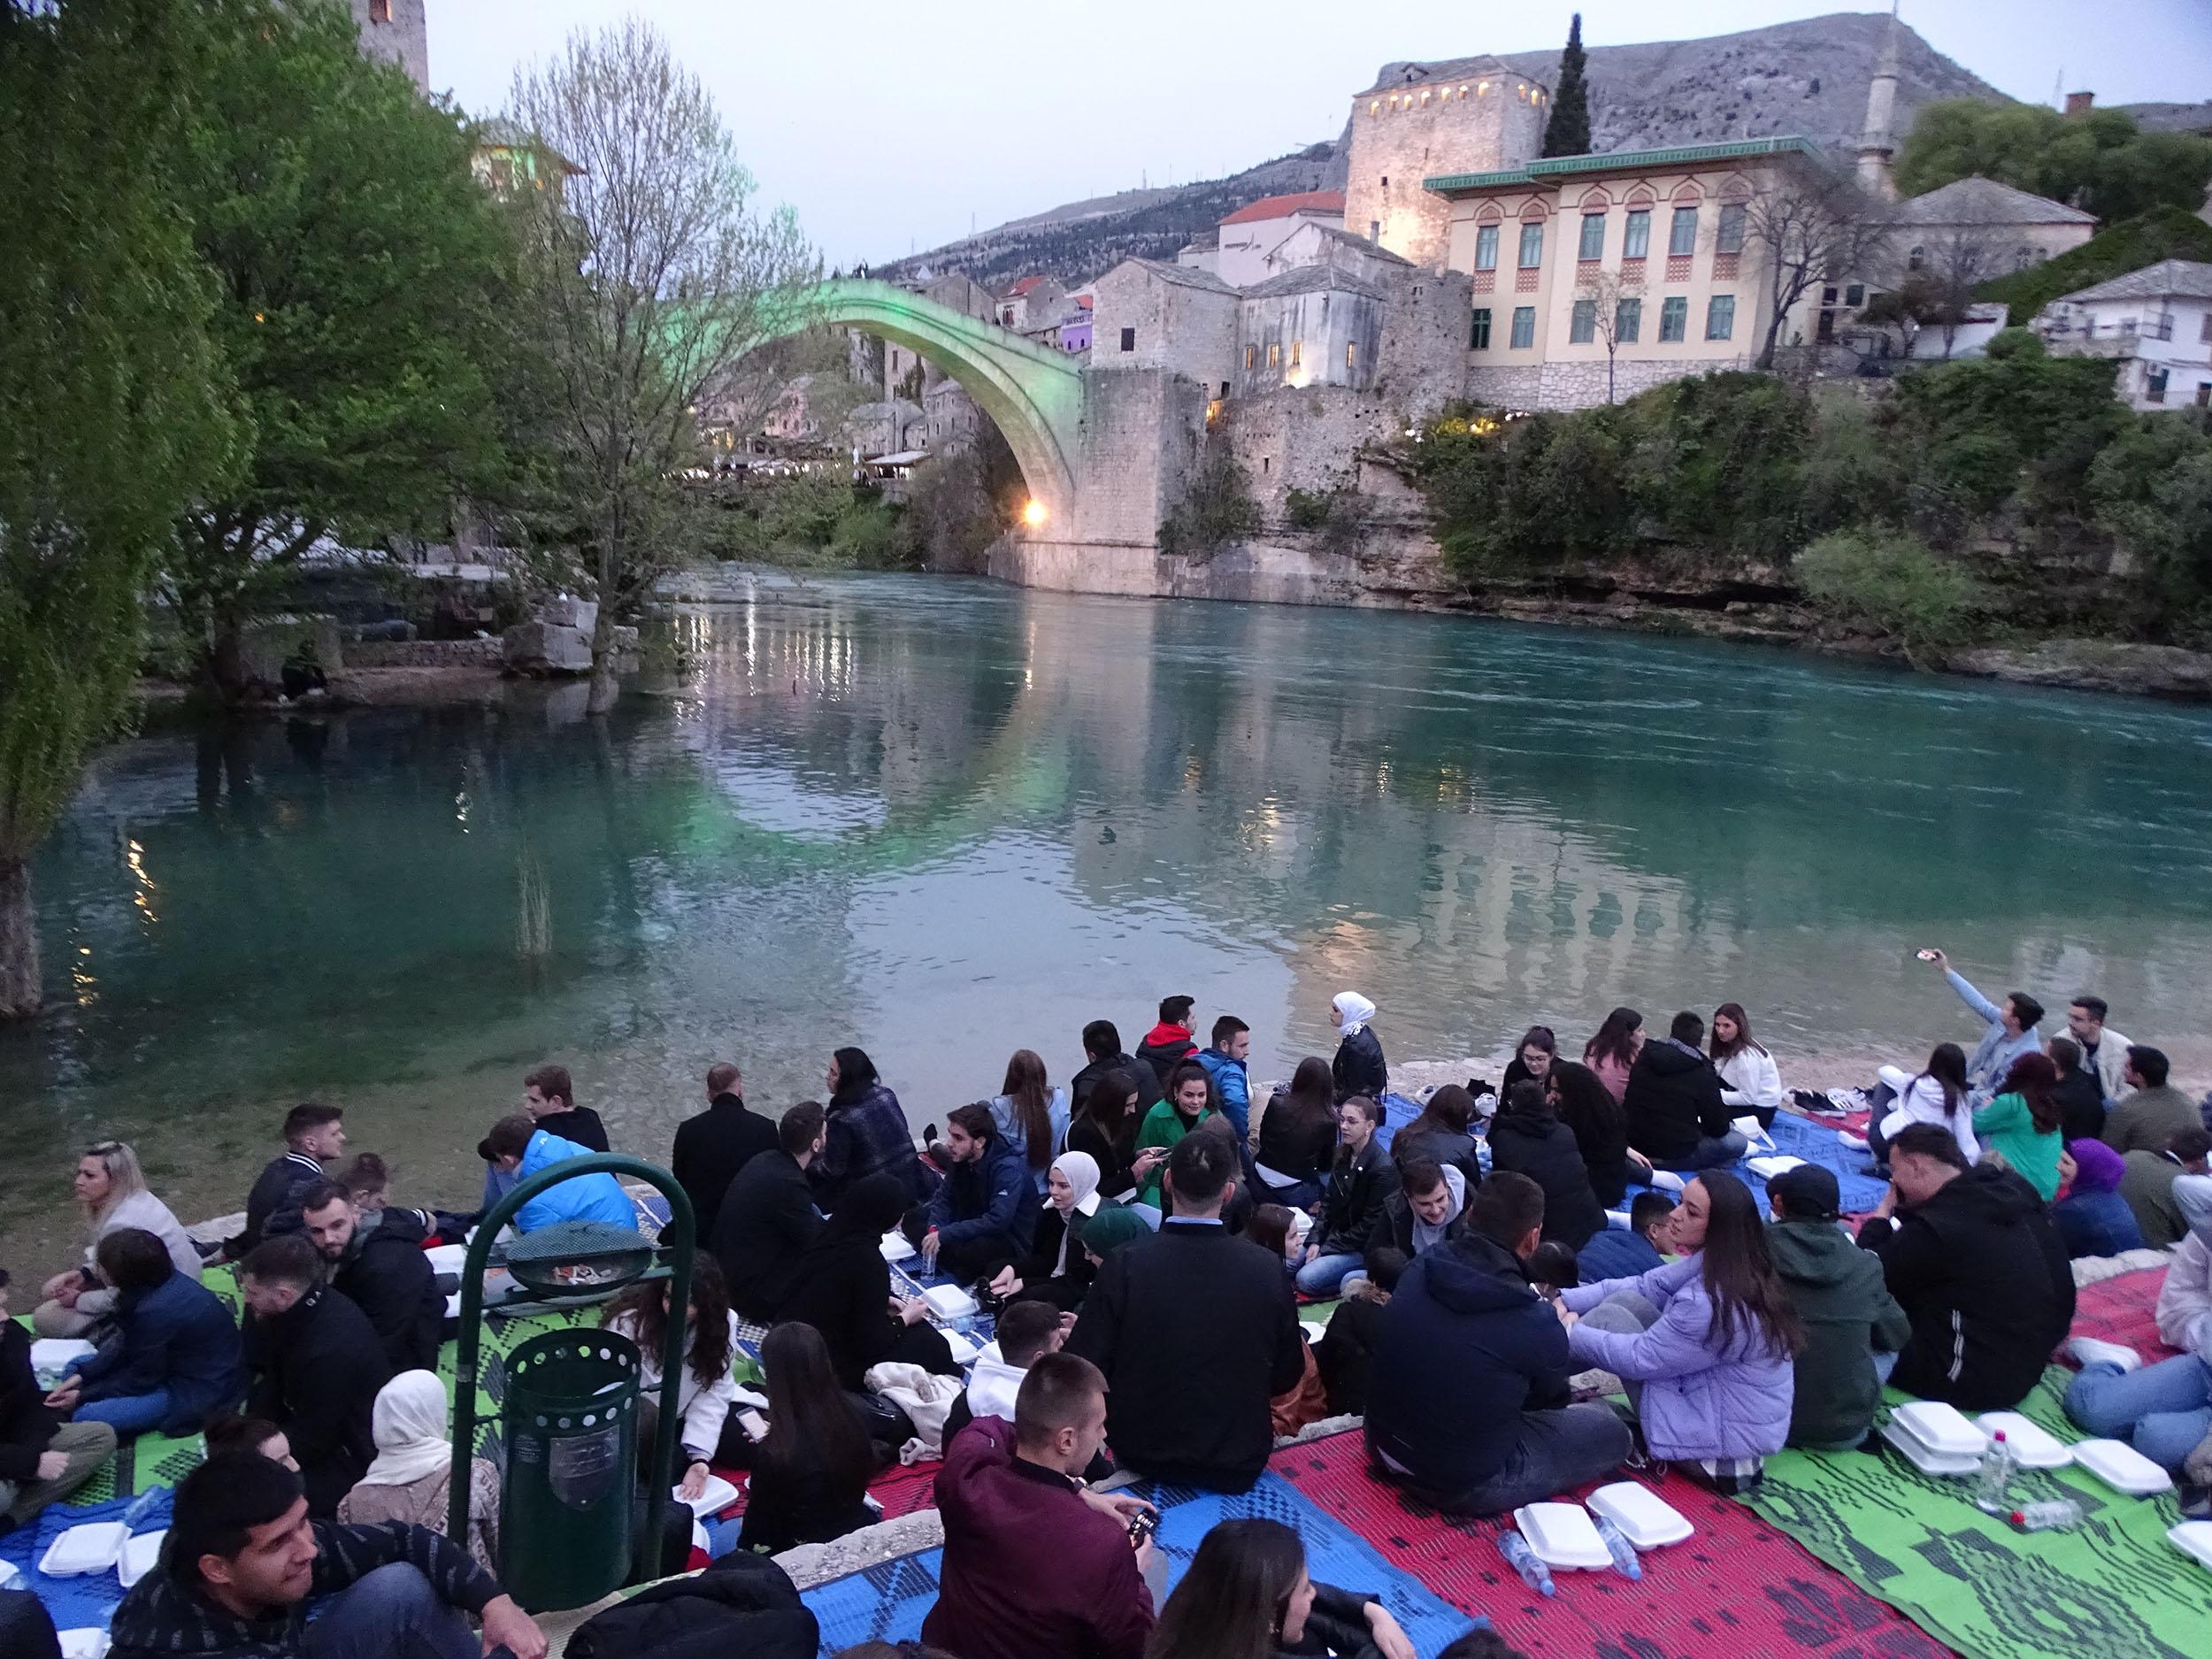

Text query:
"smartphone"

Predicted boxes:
[[1126, 1508, 1157, 1548], [1916, 949, 1938, 961], [737, 1409, 768, 1443]]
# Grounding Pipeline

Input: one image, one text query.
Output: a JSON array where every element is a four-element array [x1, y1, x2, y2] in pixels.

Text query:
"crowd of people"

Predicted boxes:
[[4, 960, 2208, 1658]]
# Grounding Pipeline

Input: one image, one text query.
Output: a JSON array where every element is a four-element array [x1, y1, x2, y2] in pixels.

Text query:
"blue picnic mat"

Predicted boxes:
[[799, 1467, 1487, 1655], [1, 1486, 172, 1637]]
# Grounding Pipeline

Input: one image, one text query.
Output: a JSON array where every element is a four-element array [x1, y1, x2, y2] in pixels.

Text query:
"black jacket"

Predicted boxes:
[[1623, 1041, 1730, 1165], [1011, 1203, 1097, 1309], [0, 1323, 59, 1485], [1486, 1113, 1607, 1248], [735, 1433, 878, 1555], [2054, 1071, 2106, 1145], [1065, 1220, 1304, 1492], [672, 1094, 779, 1245], [1071, 1052, 1160, 1115], [1857, 1164, 2077, 1410], [779, 1228, 908, 1390], [712, 1150, 825, 1324], [1133, 1029, 1197, 1101], [1332, 1028, 1388, 1105], [1067, 1113, 1137, 1202], [1315, 1294, 1388, 1417], [535, 1105, 611, 1153], [1313, 1139, 1401, 1259], [1392, 1125, 1482, 1195], [234, 1150, 327, 1252], [1279, 1584, 1388, 1659], [567, 1553, 819, 1659], [1256, 1093, 1339, 1187], [332, 1224, 443, 1376], [1364, 1233, 1576, 1496], [1563, 1105, 1635, 1209], [244, 1283, 392, 1515]]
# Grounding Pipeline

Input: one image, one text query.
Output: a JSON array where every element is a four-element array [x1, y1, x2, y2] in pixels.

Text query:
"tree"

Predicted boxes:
[[1896, 99, 2212, 224], [0, 0, 240, 1016], [1541, 13, 1592, 158], [1902, 227, 2003, 358], [1575, 269, 1632, 403], [1740, 164, 1893, 371], [506, 19, 819, 711]]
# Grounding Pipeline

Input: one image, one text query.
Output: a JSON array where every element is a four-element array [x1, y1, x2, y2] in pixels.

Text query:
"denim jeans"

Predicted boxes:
[[1418, 1405, 1633, 1517], [73, 1386, 174, 1437], [2065, 1356, 2212, 1471], [1294, 1250, 1365, 1297], [1663, 1131, 1750, 1171], [303, 1563, 479, 1659]]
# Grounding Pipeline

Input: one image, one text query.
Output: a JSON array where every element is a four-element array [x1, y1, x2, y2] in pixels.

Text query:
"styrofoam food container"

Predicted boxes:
[[423, 1243, 468, 1274], [1512, 1502, 1612, 1570], [1747, 1156, 1807, 1179], [1586, 1481, 1694, 1548], [879, 1232, 917, 1263], [58, 1632, 110, 1659], [40, 1520, 129, 1577], [922, 1283, 979, 1319], [2168, 1519, 2212, 1571], [1892, 1401, 1985, 1458], [0, 1558, 17, 1589], [1879, 1419, 1980, 1476], [2073, 1437, 2173, 1495], [1976, 1412, 2071, 1470], [1301, 1320, 1328, 1345], [942, 1330, 981, 1365], [675, 1475, 739, 1517], [119, 1529, 165, 1588]]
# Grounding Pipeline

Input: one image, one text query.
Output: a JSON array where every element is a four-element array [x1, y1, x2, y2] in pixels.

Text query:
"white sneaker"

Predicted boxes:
[[2067, 1337, 2142, 1374]]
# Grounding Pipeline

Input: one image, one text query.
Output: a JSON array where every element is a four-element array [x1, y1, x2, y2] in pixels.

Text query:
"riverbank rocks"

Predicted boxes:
[[503, 619, 594, 673], [1945, 639, 2212, 702]]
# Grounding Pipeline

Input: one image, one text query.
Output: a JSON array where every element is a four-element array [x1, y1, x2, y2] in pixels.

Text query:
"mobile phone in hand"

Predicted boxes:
[[738, 1409, 768, 1442], [1126, 1509, 1157, 1548]]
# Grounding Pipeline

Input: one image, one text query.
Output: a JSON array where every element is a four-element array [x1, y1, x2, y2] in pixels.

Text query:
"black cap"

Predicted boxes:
[[1769, 1164, 1841, 1220]]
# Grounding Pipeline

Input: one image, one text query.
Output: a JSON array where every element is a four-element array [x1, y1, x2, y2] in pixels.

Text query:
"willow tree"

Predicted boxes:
[[504, 19, 819, 712], [0, 0, 239, 1017]]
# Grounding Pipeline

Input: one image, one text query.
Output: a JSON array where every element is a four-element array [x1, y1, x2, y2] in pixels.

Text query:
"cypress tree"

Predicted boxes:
[[1542, 13, 1593, 157]]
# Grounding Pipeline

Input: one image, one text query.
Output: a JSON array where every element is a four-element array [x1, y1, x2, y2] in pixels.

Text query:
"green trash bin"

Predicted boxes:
[[498, 1327, 642, 1611]]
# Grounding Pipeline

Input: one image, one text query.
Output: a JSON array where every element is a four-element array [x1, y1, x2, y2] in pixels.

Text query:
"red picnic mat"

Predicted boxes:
[[704, 1453, 944, 1523], [1270, 1431, 1957, 1659], [2057, 1264, 2176, 1363]]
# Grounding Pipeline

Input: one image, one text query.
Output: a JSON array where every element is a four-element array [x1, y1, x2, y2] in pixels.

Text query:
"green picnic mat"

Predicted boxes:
[[1747, 1365, 2212, 1659]]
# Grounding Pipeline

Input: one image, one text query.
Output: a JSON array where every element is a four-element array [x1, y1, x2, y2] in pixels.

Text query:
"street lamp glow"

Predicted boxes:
[[1022, 499, 1048, 528]]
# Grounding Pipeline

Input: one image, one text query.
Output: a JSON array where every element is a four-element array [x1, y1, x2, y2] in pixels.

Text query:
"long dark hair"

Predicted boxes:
[[758, 1321, 872, 1499], [1913, 1041, 1970, 1123], [603, 1251, 732, 1389], [1078, 1066, 1139, 1144], [1281, 1056, 1336, 1136], [1548, 1059, 1624, 1143], [1403, 1083, 1474, 1141], [1146, 1517, 1307, 1659], [1585, 1007, 1643, 1072], [1001, 1048, 1053, 1170], [1709, 1002, 1767, 1063], [2000, 1051, 2062, 1134], [1245, 1204, 1294, 1261], [1690, 1171, 1804, 1358], [829, 1047, 879, 1108], [1516, 1025, 1557, 1065]]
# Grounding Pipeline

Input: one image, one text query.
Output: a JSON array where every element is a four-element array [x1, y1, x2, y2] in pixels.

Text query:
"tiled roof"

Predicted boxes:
[[1243, 265, 1385, 300], [999, 274, 1054, 298], [2059, 258, 2212, 305], [1220, 190, 1347, 227], [1892, 175, 2096, 227], [1428, 134, 1820, 194], [1113, 258, 1237, 295]]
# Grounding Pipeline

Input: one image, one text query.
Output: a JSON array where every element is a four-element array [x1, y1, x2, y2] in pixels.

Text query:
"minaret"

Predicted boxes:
[[1855, 4, 1902, 199]]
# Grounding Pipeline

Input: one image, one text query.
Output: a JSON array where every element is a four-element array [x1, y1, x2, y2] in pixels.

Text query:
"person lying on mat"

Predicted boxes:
[[1764, 1166, 1909, 1451], [1855, 1124, 2073, 1410], [109, 1451, 547, 1659], [1145, 1517, 1415, 1659], [1558, 1170, 1799, 1493]]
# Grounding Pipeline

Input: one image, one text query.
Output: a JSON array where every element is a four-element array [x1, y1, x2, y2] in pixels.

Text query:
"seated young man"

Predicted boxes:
[[1365, 1171, 1631, 1515], [108, 1451, 545, 1659], [239, 1236, 391, 1516], [1766, 1165, 1909, 1450], [1622, 1013, 1746, 1171], [1576, 1193, 1675, 1283], [46, 1228, 242, 1440], [0, 1266, 117, 1528], [902, 1103, 1036, 1284], [942, 1299, 1065, 1450], [297, 1182, 443, 1375], [922, 1353, 1156, 1659], [477, 1115, 635, 1235], [231, 1104, 349, 1257]]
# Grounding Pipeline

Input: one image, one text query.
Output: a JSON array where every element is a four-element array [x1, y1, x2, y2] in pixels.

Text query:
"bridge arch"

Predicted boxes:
[[762, 279, 1085, 526]]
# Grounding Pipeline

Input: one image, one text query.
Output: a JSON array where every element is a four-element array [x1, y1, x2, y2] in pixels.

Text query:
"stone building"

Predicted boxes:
[[1890, 176, 2096, 279], [997, 274, 1069, 334], [2038, 260, 2212, 411], [349, 0, 428, 91], [1343, 57, 1550, 270], [1213, 190, 1348, 288], [926, 378, 985, 451], [1089, 261, 1240, 392]]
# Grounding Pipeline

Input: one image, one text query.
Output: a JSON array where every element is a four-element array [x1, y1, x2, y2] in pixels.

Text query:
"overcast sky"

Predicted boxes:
[[430, 1, 2212, 268]]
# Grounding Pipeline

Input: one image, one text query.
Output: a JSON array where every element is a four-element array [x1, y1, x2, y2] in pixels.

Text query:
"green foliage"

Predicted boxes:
[[1157, 454, 1261, 558], [1976, 208, 2212, 324], [1795, 530, 1978, 649], [1285, 488, 1334, 530], [2089, 410, 2212, 603], [1625, 374, 1814, 560], [1893, 334, 2124, 518], [1896, 100, 2212, 224], [1540, 12, 1592, 159]]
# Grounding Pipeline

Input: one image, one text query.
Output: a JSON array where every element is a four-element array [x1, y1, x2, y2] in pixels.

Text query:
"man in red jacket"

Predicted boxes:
[[922, 1353, 1156, 1659]]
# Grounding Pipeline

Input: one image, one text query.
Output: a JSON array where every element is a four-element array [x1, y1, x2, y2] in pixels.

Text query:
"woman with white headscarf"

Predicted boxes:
[[1331, 992, 1388, 1106], [986, 1150, 1105, 1312], [336, 1370, 501, 1569]]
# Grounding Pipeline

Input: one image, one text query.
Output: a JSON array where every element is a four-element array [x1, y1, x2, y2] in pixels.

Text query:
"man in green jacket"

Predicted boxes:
[[1131, 1063, 1217, 1210], [1766, 1165, 1910, 1450]]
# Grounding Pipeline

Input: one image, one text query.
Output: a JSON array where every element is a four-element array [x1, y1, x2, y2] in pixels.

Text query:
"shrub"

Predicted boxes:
[[1795, 529, 1978, 650], [1977, 207, 2212, 325], [1158, 453, 1260, 557], [1284, 488, 1334, 530], [1622, 373, 1813, 560], [2089, 409, 2212, 605]]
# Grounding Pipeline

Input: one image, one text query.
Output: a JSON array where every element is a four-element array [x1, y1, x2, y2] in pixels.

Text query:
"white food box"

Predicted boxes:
[[1747, 1156, 1807, 1179], [2072, 1437, 2173, 1495], [1878, 1419, 1980, 1476], [675, 1475, 740, 1517], [922, 1283, 979, 1319], [423, 1243, 469, 1274], [1892, 1401, 1985, 1458], [1512, 1502, 1611, 1570], [942, 1330, 981, 1365], [2167, 1519, 2212, 1572], [58, 1632, 110, 1659], [1300, 1320, 1328, 1346], [879, 1232, 917, 1263], [1586, 1482, 1694, 1548], [1976, 1412, 2071, 1470], [118, 1528, 165, 1589], [40, 1520, 129, 1577]]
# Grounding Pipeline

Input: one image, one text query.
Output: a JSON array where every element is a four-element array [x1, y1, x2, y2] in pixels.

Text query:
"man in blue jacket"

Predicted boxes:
[[905, 1104, 1036, 1283], [1365, 1171, 1630, 1515], [1195, 1015, 1254, 1141], [480, 1115, 637, 1234]]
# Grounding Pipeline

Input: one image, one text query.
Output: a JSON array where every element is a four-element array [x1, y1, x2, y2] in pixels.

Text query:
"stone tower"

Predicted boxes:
[[1343, 58, 1549, 271], [349, 0, 429, 93], [1855, 5, 1902, 199]]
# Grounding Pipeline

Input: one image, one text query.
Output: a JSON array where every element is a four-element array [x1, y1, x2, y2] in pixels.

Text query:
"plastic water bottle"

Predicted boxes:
[[2009, 1500, 2085, 1532], [1497, 1530, 1555, 1597], [1593, 1516, 1644, 1580], [121, 1486, 162, 1531], [1973, 1430, 2017, 1513]]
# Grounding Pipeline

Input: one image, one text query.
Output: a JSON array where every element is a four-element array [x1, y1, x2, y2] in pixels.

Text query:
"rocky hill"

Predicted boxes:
[[878, 12, 2004, 291]]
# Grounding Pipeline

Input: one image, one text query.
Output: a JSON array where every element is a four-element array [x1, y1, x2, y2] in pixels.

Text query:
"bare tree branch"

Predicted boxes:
[[1739, 163, 1893, 372]]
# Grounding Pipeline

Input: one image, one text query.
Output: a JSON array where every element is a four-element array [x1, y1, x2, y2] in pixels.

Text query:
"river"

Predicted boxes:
[[5, 572, 2210, 1272]]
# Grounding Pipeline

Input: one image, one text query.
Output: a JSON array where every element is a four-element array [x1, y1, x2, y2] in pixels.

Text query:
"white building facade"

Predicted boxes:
[[2039, 259, 2212, 411]]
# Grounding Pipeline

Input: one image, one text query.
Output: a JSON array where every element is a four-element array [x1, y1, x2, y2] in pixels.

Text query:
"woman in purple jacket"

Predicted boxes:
[[1558, 1170, 1801, 1492]]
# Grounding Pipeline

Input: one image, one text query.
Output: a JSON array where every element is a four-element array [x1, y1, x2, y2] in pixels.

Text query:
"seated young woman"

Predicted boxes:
[[1709, 1003, 1785, 1127], [1390, 1085, 1482, 1194], [2051, 1139, 2146, 1259], [603, 1250, 744, 1490], [1547, 1060, 1651, 1208], [1067, 1068, 1151, 1205], [1253, 1058, 1341, 1210], [1557, 1170, 1801, 1492], [1972, 1052, 2065, 1202], [778, 1174, 961, 1393], [1488, 1081, 1606, 1249], [1145, 1516, 1417, 1659], [336, 1371, 500, 1569], [988, 1150, 1106, 1311], [736, 1321, 880, 1555], [1870, 1043, 1978, 1169]]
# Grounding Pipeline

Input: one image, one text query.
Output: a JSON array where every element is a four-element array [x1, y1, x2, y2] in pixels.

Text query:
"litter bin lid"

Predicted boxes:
[[503, 1220, 656, 1295]]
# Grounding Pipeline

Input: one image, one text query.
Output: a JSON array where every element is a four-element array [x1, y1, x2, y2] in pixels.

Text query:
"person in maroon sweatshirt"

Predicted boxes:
[[921, 1353, 1156, 1659]]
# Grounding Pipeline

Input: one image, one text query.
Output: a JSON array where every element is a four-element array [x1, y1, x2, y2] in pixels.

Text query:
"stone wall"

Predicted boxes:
[[1089, 265, 1239, 387], [1067, 366, 1210, 550], [348, 637, 505, 669], [1374, 266, 1475, 418], [1343, 77, 1546, 270], [349, 0, 428, 90]]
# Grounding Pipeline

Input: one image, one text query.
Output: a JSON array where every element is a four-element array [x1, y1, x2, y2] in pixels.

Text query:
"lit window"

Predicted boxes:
[[1346, 341, 1357, 368], [1291, 341, 1302, 367], [1623, 210, 1650, 258], [1479, 81, 1489, 96], [1716, 204, 1747, 255], [1245, 345, 1256, 369], [1616, 297, 1641, 342], [1459, 84, 1469, 97], [1474, 224, 1500, 272], [1669, 207, 1698, 257], [1371, 101, 1380, 114], [1517, 222, 1543, 268], [1570, 299, 1596, 344], [1705, 294, 1735, 341], [1509, 306, 1536, 349], [1267, 342, 1281, 367], [1420, 89, 1431, 104], [1470, 308, 1492, 349], [1578, 212, 1605, 260], [1659, 296, 1688, 342]]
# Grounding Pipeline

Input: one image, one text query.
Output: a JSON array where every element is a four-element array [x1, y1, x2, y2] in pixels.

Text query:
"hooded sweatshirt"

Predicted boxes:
[[1133, 1023, 1197, 1092], [1768, 1217, 1911, 1448], [2051, 1138, 2145, 1259], [1855, 1164, 2075, 1410], [2154, 1174, 2212, 1354], [1622, 1041, 1731, 1166]]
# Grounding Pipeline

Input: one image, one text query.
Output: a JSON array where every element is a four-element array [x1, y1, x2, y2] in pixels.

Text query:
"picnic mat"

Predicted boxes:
[[2065, 1265, 2177, 1363], [799, 1464, 1487, 1653], [1272, 1428, 1954, 1659], [1749, 1363, 2212, 1659], [0, 1486, 173, 1638]]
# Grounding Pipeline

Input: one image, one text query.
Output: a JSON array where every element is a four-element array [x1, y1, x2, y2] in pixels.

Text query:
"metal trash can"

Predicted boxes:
[[497, 1327, 642, 1611]]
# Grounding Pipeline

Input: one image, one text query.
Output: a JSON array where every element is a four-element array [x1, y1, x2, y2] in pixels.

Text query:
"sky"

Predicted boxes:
[[429, 1, 2212, 270]]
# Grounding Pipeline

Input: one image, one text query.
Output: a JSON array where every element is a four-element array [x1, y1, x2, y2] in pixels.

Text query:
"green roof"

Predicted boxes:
[[1425, 135, 1822, 194]]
